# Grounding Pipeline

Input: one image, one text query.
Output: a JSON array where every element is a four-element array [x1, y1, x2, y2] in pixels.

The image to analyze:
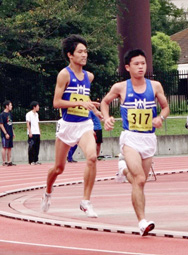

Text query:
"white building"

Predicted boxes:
[[170, 0, 188, 9]]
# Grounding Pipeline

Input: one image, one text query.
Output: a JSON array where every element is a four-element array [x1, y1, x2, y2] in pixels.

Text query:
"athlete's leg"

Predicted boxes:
[[123, 145, 152, 222], [46, 138, 70, 194], [142, 156, 153, 179], [67, 144, 78, 161], [78, 130, 97, 201], [41, 138, 70, 212]]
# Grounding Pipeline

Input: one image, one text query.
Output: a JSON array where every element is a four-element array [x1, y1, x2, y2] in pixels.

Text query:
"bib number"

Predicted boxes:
[[67, 94, 89, 117], [128, 109, 152, 131]]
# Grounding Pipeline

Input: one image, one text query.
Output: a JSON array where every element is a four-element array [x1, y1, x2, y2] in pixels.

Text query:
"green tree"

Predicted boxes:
[[0, 0, 122, 112], [0, 0, 119, 77], [151, 32, 181, 72], [150, 0, 188, 36]]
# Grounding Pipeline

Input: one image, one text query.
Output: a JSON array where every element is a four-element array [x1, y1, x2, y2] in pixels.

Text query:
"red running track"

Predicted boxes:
[[0, 156, 188, 255]]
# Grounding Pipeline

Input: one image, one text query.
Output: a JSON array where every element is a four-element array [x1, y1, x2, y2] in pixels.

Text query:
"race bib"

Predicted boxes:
[[67, 93, 89, 117], [128, 109, 153, 131]]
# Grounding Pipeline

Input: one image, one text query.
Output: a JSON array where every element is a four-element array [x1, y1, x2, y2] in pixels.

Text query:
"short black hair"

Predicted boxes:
[[3, 100, 11, 109], [124, 49, 146, 65], [30, 101, 39, 109], [62, 34, 87, 61]]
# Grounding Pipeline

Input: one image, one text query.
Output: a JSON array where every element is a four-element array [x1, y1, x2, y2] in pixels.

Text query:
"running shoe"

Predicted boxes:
[[139, 220, 155, 236], [41, 193, 51, 212], [80, 200, 98, 218], [115, 153, 128, 183]]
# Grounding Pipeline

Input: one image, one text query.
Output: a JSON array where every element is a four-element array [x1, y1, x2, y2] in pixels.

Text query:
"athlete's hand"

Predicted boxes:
[[92, 101, 101, 108], [81, 101, 100, 111], [152, 116, 163, 128], [104, 116, 115, 131], [92, 108, 104, 120]]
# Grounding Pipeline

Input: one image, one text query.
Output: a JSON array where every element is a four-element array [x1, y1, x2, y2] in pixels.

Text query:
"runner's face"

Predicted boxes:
[[69, 43, 88, 66], [125, 55, 147, 78]]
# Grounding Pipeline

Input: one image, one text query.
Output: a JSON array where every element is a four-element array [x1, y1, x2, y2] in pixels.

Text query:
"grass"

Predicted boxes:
[[13, 116, 188, 141], [102, 117, 188, 137], [14, 122, 56, 141]]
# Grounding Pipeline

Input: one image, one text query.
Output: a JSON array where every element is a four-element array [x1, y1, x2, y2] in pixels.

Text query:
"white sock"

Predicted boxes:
[[118, 160, 127, 175], [139, 219, 147, 228], [82, 200, 90, 204]]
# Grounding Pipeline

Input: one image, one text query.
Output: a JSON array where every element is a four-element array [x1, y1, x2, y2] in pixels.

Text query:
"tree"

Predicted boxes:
[[150, 0, 188, 36], [0, 0, 120, 77], [0, 0, 121, 119], [0, 0, 186, 120], [151, 32, 181, 72]]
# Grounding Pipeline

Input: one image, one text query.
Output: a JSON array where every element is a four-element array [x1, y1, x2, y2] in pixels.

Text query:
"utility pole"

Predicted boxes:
[[117, 0, 153, 76]]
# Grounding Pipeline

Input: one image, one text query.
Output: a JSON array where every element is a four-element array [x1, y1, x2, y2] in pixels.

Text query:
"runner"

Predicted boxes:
[[41, 34, 102, 217], [101, 49, 170, 235]]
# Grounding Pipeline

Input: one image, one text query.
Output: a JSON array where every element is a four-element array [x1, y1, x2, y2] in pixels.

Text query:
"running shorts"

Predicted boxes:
[[119, 130, 157, 159], [56, 119, 94, 147]]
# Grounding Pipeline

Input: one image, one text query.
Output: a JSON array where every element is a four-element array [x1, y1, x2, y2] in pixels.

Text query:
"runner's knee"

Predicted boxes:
[[134, 174, 147, 187], [87, 153, 97, 165], [54, 165, 65, 175]]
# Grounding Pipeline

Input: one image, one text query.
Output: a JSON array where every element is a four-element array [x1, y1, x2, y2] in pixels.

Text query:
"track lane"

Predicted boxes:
[[0, 157, 188, 255]]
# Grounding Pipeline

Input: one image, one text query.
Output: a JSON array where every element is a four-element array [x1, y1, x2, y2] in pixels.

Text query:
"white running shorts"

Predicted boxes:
[[56, 119, 94, 147], [119, 130, 157, 159]]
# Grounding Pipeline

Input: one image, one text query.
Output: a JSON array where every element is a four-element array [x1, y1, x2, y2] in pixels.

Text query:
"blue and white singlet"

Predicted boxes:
[[120, 79, 157, 133], [61, 66, 91, 122]]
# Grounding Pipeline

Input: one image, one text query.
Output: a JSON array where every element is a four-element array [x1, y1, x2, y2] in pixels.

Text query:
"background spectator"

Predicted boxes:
[[26, 101, 41, 165], [0, 100, 16, 166]]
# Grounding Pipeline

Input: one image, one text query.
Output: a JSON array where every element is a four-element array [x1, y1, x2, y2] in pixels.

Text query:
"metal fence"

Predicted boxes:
[[109, 71, 188, 116], [0, 62, 188, 120]]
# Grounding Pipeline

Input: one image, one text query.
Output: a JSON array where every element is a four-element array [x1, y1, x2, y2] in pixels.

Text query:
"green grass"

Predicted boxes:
[[13, 117, 188, 141], [103, 118, 188, 137], [157, 118, 188, 136], [14, 122, 56, 141]]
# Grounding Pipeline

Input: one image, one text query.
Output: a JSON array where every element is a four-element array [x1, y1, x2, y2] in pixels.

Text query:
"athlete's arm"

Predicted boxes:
[[92, 108, 103, 120], [152, 81, 170, 128], [101, 83, 122, 131]]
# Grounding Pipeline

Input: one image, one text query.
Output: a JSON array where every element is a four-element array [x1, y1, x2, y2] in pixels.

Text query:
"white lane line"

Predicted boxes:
[[0, 239, 160, 255]]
